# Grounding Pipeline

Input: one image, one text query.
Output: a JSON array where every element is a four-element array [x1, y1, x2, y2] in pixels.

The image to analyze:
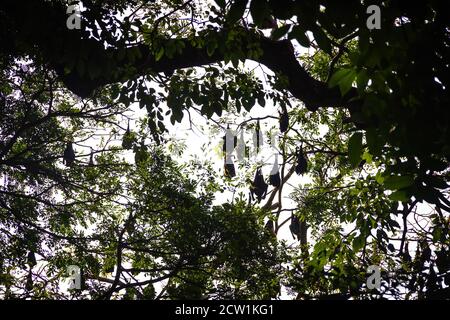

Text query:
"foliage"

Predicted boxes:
[[0, 0, 449, 300]]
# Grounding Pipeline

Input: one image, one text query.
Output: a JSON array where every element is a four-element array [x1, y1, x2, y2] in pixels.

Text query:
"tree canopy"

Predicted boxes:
[[0, 0, 449, 300]]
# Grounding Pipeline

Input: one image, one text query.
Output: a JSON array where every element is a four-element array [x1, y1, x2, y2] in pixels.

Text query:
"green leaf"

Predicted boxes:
[[383, 175, 414, 190], [363, 94, 387, 117], [388, 219, 401, 229], [312, 28, 332, 54], [362, 151, 373, 164], [227, 0, 248, 24], [377, 229, 388, 241], [329, 68, 352, 88], [365, 127, 383, 156], [329, 68, 356, 96], [423, 176, 449, 189], [206, 40, 218, 57], [214, 0, 226, 8], [250, 0, 270, 26], [340, 74, 356, 95], [175, 39, 186, 54], [211, 101, 222, 116], [165, 40, 176, 58], [352, 234, 365, 251], [155, 47, 164, 61], [231, 58, 239, 68], [143, 284, 156, 299], [271, 24, 291, 40], [375, 171, 385, 184], [257, 93, 265, 107], [288, 25, 310, 47], [389, 190, 409, 202], [122, 132, 136, 150], [356, 69, 369, 93], [414, 186, 441, 204], [348, 132, 363, 167]]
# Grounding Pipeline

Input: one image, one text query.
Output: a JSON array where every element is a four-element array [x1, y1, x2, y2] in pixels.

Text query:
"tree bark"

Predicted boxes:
[[1, 0, 358, 112]]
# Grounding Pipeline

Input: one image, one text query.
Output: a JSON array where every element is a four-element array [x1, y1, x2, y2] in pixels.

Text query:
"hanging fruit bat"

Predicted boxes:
[[88, 147, 94, 166], [222, 124, 237, 153], [420, 241, 432, 266], [224, 153, 236, 178], [403, 242, 412, 263], [27, 251, 37, 267], [289, 214, 301, 240], [253, 120, 263, 154], [265, 220, 276, 237], [269, 154, 281, 187], [63, 142, 76, 166], [122, 120, 134, 150], [295, 145, 307, 175], [279, 110, 289, 133], [250, 168, 268, 203], [25, 270, 33, 291]]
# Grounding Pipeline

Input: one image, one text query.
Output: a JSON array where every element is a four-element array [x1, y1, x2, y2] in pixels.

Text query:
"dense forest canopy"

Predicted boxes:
[[0, 0, 449, 300]]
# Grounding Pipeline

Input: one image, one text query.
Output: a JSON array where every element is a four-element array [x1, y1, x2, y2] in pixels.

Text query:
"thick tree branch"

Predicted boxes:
[[2, 0, 359, 113]]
